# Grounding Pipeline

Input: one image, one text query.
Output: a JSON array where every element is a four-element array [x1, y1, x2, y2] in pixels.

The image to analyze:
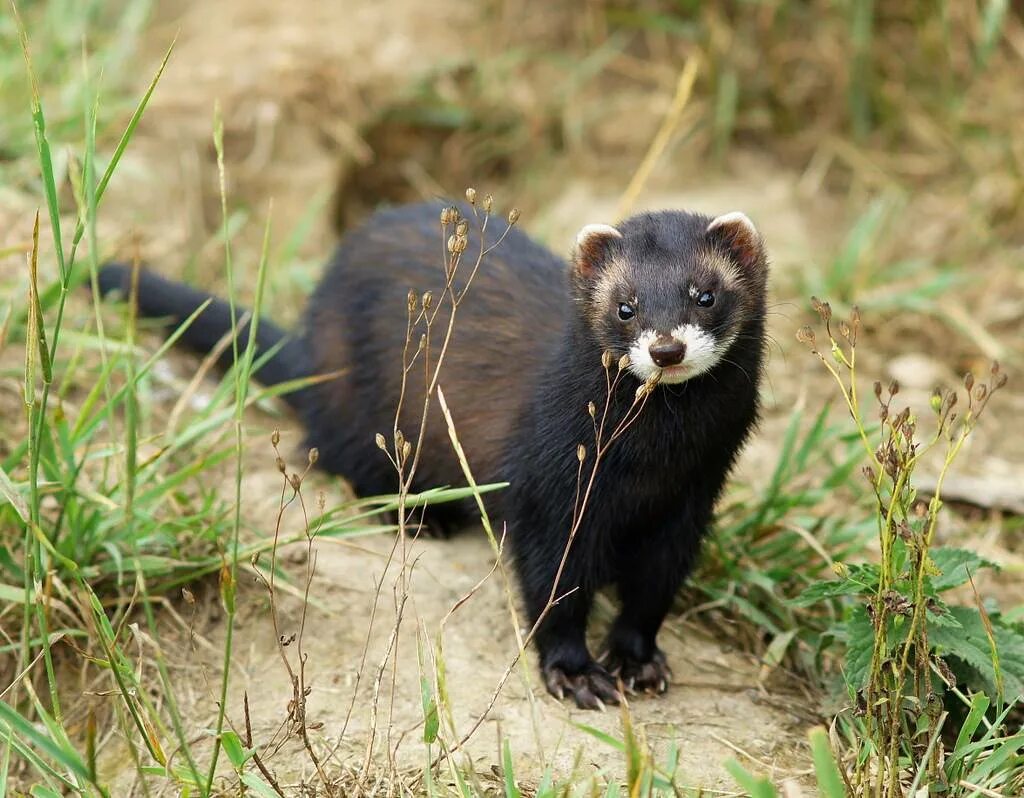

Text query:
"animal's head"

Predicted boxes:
[[570, 210, 768, 384]]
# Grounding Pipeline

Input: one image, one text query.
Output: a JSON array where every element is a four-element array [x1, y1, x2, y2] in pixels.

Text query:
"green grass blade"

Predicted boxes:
[[0, 700, 91, 785], [502, 738, 521, 798], [724, 758, 777, 798], [11, 2, 65, 280], [809, 727, 846, 798]]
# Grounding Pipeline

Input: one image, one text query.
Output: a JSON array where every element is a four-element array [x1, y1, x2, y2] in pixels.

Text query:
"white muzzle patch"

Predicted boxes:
[[627, 325, 734, 385]]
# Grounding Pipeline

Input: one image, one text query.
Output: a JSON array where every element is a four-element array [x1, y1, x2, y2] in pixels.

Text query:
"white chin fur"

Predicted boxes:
[[626, 325, 733, 385], [627, 330, 660, 382]]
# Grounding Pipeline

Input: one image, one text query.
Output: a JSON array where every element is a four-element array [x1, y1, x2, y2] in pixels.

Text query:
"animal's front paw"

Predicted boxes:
[[542, 661, 622, 710], [599, 647, 672, 695]]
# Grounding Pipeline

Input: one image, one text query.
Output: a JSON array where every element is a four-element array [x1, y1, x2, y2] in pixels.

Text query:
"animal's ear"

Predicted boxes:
[[706, 212, 764, 273], [572, 223, 622, 279]]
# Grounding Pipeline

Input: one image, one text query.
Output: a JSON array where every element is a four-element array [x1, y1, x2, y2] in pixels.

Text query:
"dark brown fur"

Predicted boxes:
[[98, 200, 768, 709]]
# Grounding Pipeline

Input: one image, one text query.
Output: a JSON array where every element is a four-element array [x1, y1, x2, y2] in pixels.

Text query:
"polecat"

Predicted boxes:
[[98, 201, 767, 709]]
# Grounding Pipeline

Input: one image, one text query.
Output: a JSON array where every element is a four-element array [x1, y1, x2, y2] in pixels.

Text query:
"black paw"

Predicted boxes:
[[542, 661, 622, 710], [599, 647, 672, 695]]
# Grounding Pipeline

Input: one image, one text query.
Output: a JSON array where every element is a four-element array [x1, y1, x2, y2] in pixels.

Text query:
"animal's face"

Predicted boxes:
[[571, 211, 767, 385]]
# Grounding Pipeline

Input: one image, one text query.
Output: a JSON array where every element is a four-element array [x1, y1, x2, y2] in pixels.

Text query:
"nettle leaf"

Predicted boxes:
[[929, 547, 998, 592], [930, 607, 1024, 701], [790, 563, 880, 607], [926, 596, 964, 629], [842, 604, 875, 692]]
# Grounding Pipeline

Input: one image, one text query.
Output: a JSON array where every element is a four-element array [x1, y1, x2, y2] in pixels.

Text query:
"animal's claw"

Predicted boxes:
[[599, 647, 672, 695], [542, 662, 622, 710]]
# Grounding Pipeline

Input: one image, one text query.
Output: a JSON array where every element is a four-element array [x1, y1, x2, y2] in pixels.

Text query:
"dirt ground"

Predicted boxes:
[[10, 0, 1022, 792]]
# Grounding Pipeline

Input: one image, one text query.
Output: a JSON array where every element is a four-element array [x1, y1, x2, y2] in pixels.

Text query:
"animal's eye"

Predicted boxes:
[[617, 302, 635, 321], [696, 291, 715, 308]]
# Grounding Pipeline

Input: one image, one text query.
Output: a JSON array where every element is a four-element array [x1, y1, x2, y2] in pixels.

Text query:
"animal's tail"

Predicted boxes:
[[97, 263, 310, 410]]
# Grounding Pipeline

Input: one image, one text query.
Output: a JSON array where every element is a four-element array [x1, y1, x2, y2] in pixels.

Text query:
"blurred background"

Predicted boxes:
[[6, 0, 1020, 521], [3, 1, 1022, 390]]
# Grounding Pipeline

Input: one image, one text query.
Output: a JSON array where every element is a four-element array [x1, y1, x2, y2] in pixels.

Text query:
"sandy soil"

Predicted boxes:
[[186, 492, 816, 790]]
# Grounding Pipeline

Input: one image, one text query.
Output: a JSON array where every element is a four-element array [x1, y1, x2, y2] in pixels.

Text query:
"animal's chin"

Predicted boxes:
[[655, 364, 693, 384]]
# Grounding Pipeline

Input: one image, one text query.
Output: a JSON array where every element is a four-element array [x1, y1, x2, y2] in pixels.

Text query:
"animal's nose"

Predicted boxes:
[[649, 336, 686, 367]]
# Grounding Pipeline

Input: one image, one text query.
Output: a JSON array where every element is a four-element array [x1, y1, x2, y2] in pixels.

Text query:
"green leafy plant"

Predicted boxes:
[[695, 403, 875, 680], [793, 299, 1023, 796]]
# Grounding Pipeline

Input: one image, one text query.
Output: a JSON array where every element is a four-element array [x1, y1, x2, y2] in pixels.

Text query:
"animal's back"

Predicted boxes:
[[300, 202, 567, 504]]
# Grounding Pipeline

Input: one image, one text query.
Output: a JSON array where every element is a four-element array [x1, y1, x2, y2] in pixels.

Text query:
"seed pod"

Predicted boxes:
[[402, 441, 412, 460], [276, 456, 287, 474], [308, 447, 319, 465], [795, 326, 816, 347], [508, 208, 520, 225], [465, 187, 477, 204], [375, 433, 387, 450], [422, 291, 433, 310], [407, 290, 417, 312], [289, 473, 301, 490], [838, 320, 851, 340], [440, 206, 454, 225], [447, 234, 468, 254], [934, 656, 956, 687], [974, 384, 987, 402], [888, 380, 899, 396], [964, 372, 974, 392], [271, 429, 281, 446], [618, 353, 631, 371], [456, 219, 469, 237], [577, 444, 586, 463], [873, 381, 883, 400], [587, 401, 596, 419], [395, 429, 405, 450], [601, 350, 613, 370], [483, 194, 493, 213]]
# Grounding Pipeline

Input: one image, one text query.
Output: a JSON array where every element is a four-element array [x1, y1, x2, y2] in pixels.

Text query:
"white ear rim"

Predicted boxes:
[[576, 223, 622, 249], [707, 211, 758, 239]]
